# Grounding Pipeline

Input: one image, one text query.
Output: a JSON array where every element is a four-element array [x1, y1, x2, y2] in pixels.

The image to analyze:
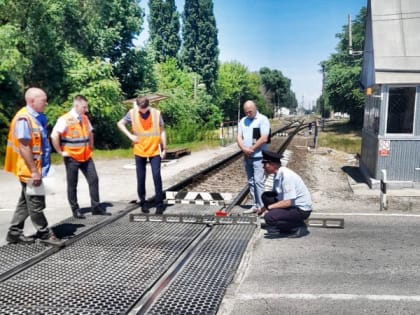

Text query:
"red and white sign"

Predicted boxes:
[[378, 140, 390, 157]]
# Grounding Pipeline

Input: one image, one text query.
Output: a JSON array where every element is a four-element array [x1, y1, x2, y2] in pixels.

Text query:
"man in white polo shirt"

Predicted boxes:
[[258, 150, 312, 238]]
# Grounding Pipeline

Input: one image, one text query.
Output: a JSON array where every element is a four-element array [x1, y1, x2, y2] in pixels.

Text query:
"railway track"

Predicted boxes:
[[0, 120, 307, 315]]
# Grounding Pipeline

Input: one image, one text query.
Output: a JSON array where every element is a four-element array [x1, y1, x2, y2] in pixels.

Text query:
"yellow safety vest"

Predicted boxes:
[[129, 108, 161, 157], [4, 107, 42, 183], [60, 112, 92, 162]]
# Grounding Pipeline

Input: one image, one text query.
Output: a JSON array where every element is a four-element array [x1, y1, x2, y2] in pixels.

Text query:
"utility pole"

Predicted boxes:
[[321, 64, 326, 130]]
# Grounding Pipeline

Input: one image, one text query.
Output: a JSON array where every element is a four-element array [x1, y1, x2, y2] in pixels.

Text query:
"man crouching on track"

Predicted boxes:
[[257, 150, 312, 238]]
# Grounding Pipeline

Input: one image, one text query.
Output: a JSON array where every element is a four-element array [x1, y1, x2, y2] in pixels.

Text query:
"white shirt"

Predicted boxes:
[[273, 166, 312, 211], [52, 108, 93, 134]]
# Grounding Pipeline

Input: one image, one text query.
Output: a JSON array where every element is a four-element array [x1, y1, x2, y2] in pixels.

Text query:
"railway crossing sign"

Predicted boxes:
[[165, 191, 233, 206]]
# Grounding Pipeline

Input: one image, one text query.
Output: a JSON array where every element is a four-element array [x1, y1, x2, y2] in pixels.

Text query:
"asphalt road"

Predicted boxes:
[[218, 213, 420, 315]]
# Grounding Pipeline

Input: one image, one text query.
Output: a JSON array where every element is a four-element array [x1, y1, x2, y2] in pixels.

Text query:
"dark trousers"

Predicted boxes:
[[64, 157, 100, 211], [9, 182, 50, 237], [262, 191, 311, 232], [135, 155, 163, 207]]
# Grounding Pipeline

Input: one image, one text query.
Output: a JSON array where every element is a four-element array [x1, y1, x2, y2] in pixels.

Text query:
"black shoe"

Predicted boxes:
[[92, 205, 111, 216], [141, 205, 150, 214], [6, 233, 35, 244], [72, 209, 86, 219], [156, 206, 165, 215], [39, 234, 65, 247], [264, 226, 282, 234], [287, 226, 309, 238]]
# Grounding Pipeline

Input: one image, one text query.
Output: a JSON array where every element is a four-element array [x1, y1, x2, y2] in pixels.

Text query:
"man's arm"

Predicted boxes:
[[237, 130, 254, 157], [19, 139, 42, 186], [50, 130, 68, 157], [117, 117, 138, 143], [257, 199, 293, 216], [160, 127, 167, 159], [89, 131, 94, 151]]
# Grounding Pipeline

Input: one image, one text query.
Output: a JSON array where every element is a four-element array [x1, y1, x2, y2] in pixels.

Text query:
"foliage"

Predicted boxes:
[[113, 48, 157, 99], [321, 6, 367, 126], [181, 0, 219, 93], [215, 61, 269, 121], [0, 23, 29, 117], [148, 0, 181, 62], [318, 121, 361, 153], [259, 67, 295, 110], [155, 57, 194, 95], [44, 47, 127, 149], [154, 58, 223, 142]]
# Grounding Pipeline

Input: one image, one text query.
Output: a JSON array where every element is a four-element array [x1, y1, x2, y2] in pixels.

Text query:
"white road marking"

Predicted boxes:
[[0, 208, 14, 212], [315, 212, 420, 218], [237, 293, 420, 302]]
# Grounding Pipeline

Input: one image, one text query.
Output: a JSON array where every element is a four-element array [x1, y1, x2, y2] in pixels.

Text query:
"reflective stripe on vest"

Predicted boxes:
[[4, 107, 42, 182]]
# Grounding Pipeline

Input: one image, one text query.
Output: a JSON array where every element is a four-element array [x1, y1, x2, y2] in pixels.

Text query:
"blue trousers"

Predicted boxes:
[[135, 155, 163, 207], [243, 157, 265, 208]]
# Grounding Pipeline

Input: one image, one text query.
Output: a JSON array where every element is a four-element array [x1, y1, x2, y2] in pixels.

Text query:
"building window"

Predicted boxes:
[[386, 87, 415, 134]]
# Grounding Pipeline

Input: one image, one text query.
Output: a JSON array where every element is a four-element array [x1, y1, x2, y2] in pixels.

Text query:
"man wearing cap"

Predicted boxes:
[[237, 100, 270, 214], [258, 150, 312, 238]]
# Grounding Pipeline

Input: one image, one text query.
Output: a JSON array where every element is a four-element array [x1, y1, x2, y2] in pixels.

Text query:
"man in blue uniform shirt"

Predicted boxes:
[[258, 150, 312, 238], [237, 100, 270, 214]]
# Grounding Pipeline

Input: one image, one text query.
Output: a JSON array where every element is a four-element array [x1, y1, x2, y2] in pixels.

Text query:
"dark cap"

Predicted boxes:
[[262, 150, 283, 164]]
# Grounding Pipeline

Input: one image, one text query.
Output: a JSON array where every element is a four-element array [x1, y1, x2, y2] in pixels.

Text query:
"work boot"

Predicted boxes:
[[39, 233, 65, 247], [72, 209, 86, 219], [155, 205, 165, 215], [287, 226, 309, 238], [91, 205, 111, 216], [140, 203, 149, 214], [6, 232, 35, 245]]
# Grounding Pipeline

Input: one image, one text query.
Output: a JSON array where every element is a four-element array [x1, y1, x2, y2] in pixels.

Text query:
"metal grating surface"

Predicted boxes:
[[0, 243, 46, 275], [147, 224, 255, 315], [0, 219, 205, 315]]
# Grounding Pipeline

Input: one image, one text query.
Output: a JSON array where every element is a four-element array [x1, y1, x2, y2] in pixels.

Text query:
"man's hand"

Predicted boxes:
[[31, 171, 42, 187], [243, 146, 254, 157], [257, 207, 267, 216], [160, 149, 166, 159], [129, 133, 138, 143]]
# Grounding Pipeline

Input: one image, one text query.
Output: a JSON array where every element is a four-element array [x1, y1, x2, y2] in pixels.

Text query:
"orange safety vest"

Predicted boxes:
[[4, 107, 42, 183], [60, 113, 92, 162], [129, 107, 161, 157]]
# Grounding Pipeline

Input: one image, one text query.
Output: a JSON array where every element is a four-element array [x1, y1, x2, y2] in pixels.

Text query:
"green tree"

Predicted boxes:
[[259, 67, 294, 110], [0, 23, 29, 116], [113, 47, 157, 98], [46, 47, 126, 149], [154, 57, 222, 143], [148, 0, 181, 63], [216, 61, 268, 121], [322, 6, 366, 125], [181, 0, 219, 92]]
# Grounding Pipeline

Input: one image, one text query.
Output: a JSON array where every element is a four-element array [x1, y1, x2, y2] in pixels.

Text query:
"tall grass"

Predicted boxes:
[[318, 120, 361, 153]]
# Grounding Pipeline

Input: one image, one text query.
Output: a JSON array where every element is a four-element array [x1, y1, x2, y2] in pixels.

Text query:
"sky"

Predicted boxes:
[[137, 0, 367, 109]]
